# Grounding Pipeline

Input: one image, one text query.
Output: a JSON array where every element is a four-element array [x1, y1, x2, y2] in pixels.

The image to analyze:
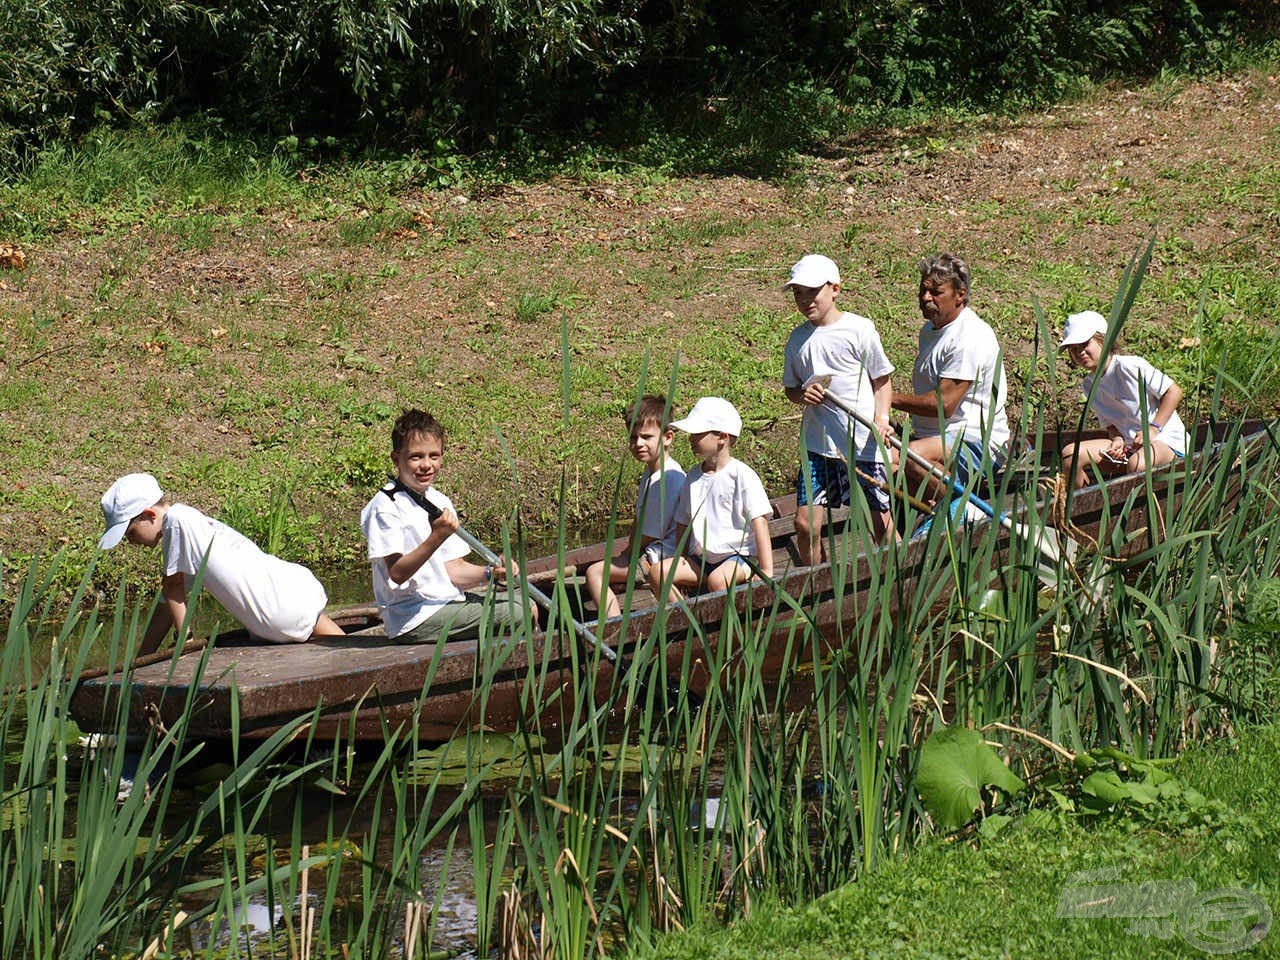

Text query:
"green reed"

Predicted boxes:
[[477, 292, 1280, 958], [6, 413, 1279, 959], [7, 284, 1280, 959]]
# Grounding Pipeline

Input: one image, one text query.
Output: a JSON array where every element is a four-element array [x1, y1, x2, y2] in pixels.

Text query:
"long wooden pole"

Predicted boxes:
[[821, 389, 1067, 569]]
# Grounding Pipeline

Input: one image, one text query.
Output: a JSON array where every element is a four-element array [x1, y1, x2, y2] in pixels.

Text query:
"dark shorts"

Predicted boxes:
[[685, 552, 750, 582], [796, 452, 890, 514]]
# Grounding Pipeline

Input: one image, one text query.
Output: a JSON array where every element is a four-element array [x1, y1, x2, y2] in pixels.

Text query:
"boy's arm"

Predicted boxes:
[[445, 555, 519, 591], [140, 572, 186, 655], [1133, 381, 1184, 449], [786, 375, 830, 407], [750, 515, 773, 579], [870, 373, 893, 436], [1151, 382, 1183, 430], [384, 508, 460, 584]]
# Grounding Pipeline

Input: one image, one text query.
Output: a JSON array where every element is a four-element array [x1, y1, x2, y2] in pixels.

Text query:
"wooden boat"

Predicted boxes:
[[69, 419, 1272, 743]]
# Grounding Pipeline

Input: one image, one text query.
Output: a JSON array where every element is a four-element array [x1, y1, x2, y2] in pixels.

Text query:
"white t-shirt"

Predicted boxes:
[[636, 456, 685, 563], [161, 503, 328, 643], [360, 485, 470, 639], [784, 311, 895, 462], [910, 306, 1010, 453], [674, 458, 774, 563], [1082, 354, 1187, 455]]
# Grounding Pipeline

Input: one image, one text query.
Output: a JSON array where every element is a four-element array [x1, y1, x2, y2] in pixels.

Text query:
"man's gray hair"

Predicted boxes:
[[919, 252, 971, 296]]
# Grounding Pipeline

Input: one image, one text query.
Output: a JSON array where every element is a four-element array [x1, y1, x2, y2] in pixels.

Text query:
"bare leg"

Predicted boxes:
[[870, 508, 898, 545], [704, 559, 751, 593], [649, 557, 700, 605], [1128, 439, 1176, 474], [1060, 438, 1121, 489], [311, 614, 346, 638], [585, 559, 629, 619], [901, 435, 953, 502], [794, 501, 829, 566]]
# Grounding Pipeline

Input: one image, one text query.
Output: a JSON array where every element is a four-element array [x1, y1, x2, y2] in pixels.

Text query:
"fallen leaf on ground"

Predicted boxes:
[[0, 244, 26, 270]]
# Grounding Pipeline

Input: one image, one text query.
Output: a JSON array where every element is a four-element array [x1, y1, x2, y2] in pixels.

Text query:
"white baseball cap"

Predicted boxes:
[[670, 397, 743, 437], [783, 254, 841, 291], [1060, 310, 1109, 349], [99, 473, 163, 549]]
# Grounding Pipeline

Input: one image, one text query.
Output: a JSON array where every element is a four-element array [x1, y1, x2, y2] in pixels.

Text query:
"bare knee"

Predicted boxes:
[[585, 560, 605, 598]]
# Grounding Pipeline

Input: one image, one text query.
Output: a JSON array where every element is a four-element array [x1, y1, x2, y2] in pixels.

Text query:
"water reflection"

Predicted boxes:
[[182, 820, 487, 956]]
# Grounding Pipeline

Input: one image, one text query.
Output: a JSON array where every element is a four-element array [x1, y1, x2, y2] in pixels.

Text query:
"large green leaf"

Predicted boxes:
[[916, 727, 1025, 830]]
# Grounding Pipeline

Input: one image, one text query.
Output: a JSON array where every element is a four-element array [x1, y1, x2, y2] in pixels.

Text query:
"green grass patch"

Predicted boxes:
[[643, 726, 1280, 960]]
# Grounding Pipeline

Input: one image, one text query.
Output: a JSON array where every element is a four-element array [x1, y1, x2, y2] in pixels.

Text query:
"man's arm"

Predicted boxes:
[[891, 377, 971, 420]]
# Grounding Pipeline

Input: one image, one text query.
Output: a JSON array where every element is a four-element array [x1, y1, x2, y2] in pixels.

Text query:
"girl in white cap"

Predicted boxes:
[[1058, 310, 1187, 488]]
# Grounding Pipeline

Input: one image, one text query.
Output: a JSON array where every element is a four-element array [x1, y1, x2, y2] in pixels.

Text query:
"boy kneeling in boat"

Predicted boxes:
[[98, 472, 345, 654], [361, 409, 523, 644]]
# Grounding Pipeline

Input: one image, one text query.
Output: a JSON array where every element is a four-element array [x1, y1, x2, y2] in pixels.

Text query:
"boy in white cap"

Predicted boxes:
[[1058, 310, 1186, 488], [99, 473, 344, 654], [782, 253, 896, 562], [648, 397, 774, 603]]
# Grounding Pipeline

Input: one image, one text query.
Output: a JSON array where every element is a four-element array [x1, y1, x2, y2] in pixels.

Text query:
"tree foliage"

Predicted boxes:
[[0, 0, 1271, 170]]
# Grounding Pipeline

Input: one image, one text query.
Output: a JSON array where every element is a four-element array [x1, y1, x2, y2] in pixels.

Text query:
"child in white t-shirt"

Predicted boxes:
[[1058, 310, 1187, 488], [648, 397, 774, 603], [360, 409, 522, 644], [98, 473, 344, 654], [584, 394, 685, 619], [782, 253, 896, 561]]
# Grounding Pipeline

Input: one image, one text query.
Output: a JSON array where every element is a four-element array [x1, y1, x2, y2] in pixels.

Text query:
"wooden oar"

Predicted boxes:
[[819, 389, 1070, 572], [387, 481, 617, 662]]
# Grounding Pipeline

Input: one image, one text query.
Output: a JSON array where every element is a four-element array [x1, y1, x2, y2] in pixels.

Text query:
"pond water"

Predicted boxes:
[[70, 737, 527, 958], [66, 726, 725, 958]]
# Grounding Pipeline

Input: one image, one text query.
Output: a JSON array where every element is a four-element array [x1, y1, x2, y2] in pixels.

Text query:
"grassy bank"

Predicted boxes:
[[640, 724, 1280, 959], [2, 64, 1279, 606]]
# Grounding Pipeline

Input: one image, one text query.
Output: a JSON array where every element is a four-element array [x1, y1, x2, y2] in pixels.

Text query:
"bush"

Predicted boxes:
[[1, 0, 1270, 173]]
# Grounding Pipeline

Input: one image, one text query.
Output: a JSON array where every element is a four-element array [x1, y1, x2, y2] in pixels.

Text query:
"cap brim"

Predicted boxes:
[[98, 521, 129, 550], [783, 276, 836, 291]]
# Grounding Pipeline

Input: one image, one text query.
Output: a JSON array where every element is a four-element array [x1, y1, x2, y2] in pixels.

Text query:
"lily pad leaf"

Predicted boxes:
[[916, 726, 1025, 830]]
